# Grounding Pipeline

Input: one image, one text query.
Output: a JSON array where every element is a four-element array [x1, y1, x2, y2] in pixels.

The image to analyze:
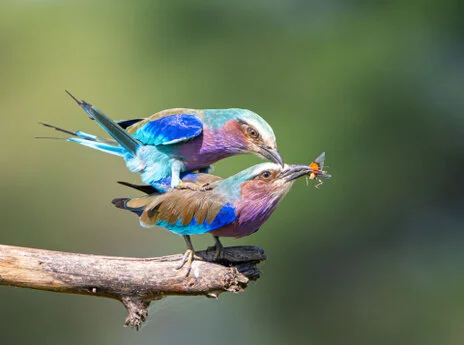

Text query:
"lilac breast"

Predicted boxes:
[[173, 124, 246, 171], [210, 216, 270, 238], [211, 191, 284, 238]]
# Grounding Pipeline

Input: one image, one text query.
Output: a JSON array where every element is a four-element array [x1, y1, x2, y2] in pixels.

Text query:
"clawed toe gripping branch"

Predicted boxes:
[[0, 244, 266, 329]]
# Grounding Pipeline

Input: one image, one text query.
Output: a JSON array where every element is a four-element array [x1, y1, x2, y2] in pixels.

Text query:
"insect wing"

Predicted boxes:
[[313, 152, 326, 171]]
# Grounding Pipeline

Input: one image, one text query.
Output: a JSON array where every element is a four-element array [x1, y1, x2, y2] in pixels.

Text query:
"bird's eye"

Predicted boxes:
[[246, 126, 259, 139], [260, 170, 272, 180]]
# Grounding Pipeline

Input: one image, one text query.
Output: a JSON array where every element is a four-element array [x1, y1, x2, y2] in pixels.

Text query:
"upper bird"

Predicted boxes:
[[41, 91, 283, 191]]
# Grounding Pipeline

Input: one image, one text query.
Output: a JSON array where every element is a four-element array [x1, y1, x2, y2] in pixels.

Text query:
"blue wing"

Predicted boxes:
[[130, 114, 203, 146]]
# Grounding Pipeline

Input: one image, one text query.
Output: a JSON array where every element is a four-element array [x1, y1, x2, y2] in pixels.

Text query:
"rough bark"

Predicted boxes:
[[0, 244, 265, 329]]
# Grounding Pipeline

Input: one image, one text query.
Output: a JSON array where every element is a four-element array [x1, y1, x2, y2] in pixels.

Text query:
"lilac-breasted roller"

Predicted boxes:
[[113, 159, 331, 270], [41, 91, 283, 191]]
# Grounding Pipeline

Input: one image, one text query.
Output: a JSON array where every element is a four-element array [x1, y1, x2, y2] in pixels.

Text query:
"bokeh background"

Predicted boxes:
[[1, 1, 463, 344]]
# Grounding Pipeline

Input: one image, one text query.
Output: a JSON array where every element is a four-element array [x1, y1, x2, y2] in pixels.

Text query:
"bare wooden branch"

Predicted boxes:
[[0, 244, 266, 329]]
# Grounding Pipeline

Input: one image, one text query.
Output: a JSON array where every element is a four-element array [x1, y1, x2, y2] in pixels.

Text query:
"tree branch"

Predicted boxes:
[[0, 244, 266, 329]]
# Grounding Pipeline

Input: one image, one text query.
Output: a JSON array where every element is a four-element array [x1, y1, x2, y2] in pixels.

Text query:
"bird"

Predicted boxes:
[[112, 159, 331, 271], [40, 91, 284, 191]]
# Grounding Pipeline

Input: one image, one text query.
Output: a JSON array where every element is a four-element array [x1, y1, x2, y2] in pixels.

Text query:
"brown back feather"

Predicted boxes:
[[127, 188, 228, 227], [186, 174, 223, 186]]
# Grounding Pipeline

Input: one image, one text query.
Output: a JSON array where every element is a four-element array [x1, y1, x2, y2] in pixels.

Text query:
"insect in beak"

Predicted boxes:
[[306, 152, 331, 188]]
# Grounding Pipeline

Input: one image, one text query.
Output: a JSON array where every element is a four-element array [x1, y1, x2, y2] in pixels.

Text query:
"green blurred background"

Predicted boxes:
[[1, 1, 463, 344]]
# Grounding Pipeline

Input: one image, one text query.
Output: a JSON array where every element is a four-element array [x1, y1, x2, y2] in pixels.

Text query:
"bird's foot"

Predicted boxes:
[[207, 237, 225, 261], [213, 245, 225, 261], [176, 249, 202, 276]]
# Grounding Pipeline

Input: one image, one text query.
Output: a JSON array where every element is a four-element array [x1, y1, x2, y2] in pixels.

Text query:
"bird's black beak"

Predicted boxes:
[[260, 146, 285, 168], [280, 164, 332, 182], [280, 164, 312, 181]]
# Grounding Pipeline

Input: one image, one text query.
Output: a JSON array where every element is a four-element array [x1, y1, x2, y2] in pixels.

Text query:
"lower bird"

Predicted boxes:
[[113, 159, 331, 271]]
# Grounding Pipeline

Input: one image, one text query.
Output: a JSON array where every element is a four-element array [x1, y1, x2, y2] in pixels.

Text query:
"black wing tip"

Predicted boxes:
[[38, 122, 78, 137], [34, 136, 66, 140], [39, 121, 61, 129], [38, 122, 58, 130], [117, 181, 159, 194], [65, 90, 83, 105], [112, 197, 129, 209]]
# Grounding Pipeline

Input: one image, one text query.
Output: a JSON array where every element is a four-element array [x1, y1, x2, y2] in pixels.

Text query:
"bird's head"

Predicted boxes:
[[202, 108, 284, 167], [218, 162, 322, 202], [213, 162, 328, 233]]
